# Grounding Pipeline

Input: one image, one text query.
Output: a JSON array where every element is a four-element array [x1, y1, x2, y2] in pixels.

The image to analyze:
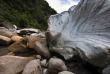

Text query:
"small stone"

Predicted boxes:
[[41, 59, 47, 67], [43, 69, 47, 74], [36, 55, 42, 60]]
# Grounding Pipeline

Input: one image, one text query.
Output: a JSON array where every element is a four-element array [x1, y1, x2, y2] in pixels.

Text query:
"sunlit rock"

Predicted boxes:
[[46, 0, 110, 67]]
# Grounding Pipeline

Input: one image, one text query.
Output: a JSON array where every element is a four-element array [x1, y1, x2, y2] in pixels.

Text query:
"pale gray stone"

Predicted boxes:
[[46, 0, 110, 67]]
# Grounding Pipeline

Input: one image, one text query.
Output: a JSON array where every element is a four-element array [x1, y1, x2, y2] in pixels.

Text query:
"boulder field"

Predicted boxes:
[[0, 0, 110, 74]]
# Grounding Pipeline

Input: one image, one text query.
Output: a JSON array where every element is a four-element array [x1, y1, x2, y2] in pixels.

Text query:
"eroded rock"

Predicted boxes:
[[46, 0, 110, 67]]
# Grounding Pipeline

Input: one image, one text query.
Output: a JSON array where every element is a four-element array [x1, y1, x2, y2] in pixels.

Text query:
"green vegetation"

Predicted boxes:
[[0, 0, 57, 30]]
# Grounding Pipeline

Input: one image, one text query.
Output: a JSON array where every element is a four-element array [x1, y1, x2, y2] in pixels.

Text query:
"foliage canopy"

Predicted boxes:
[[0, 0, 57, 30]]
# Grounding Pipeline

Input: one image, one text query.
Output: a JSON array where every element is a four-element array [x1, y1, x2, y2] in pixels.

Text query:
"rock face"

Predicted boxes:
[[47, 58, 67, 74], [46, 0, 110, 67], [0, 35, 11, 45], [22, 59, 43, 74], [0, 55, 34, 74]]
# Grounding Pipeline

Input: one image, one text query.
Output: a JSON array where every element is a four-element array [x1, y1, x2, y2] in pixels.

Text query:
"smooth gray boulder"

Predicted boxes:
[[46, 0, 110, 68]]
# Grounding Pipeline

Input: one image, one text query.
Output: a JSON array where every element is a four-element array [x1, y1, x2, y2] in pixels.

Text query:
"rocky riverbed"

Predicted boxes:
[[0, 22, 102, 74], [0, 0, 110, 74]]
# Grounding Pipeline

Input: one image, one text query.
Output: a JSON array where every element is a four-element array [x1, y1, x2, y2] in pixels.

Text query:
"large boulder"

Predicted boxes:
[[0, 22, 18, 36], [0, 22, 17, 31], [46, 0, 110, 68], [11, 36, 22, 42], [22, 59, 43, 74], [0, 31, 13, 38], [27, 36, 41, 49], [8, 37, 28, 53], [41, 59, 47, 67], [47, 58, 67, 74], [34, 39, 51, 59], [0, 35, 11, 45], [0, 55, 35, 74]]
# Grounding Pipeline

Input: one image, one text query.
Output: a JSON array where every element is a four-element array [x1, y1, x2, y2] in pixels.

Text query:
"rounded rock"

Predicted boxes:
[[47, 57, 67, 74]]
